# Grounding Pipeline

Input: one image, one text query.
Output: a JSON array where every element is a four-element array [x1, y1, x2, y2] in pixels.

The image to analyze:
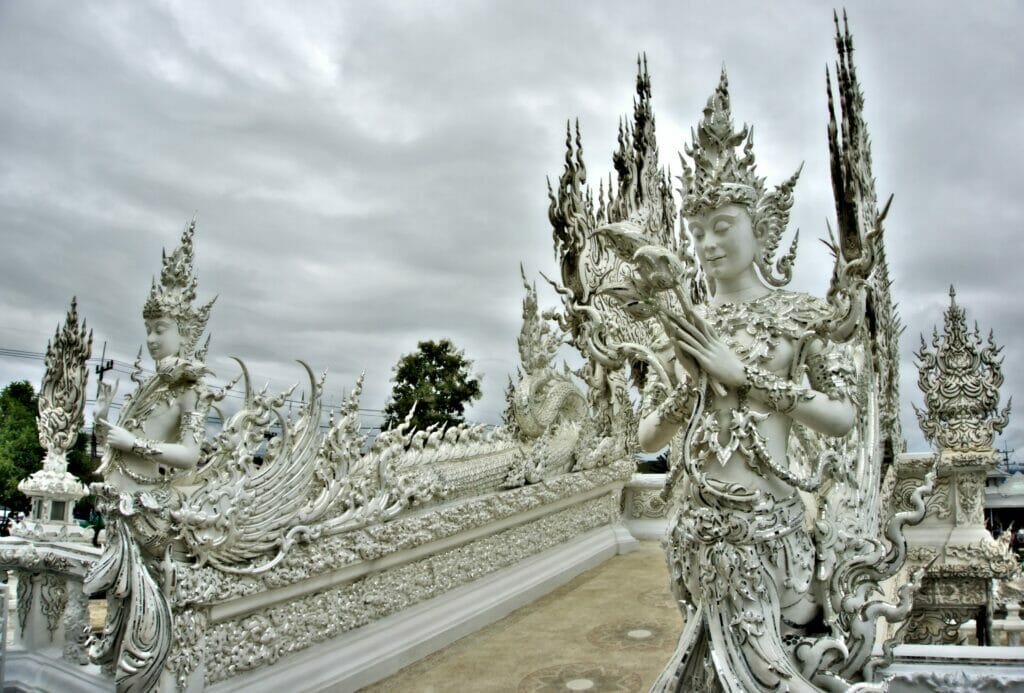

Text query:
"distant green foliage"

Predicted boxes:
[[0, 381, 43, 512], [0, 380, 100, 515], [69, 433, 99, 519], [383, 339, 482, 432]]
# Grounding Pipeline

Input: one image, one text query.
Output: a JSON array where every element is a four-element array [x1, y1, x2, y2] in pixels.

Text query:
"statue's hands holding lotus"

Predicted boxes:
[[659, 303, 745, 390], [594, 222, 718, 391]]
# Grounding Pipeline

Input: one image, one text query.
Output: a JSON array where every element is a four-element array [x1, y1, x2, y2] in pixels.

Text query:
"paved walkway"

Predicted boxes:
[[5, 543, 682, 692], [364, 541, 683, 693]]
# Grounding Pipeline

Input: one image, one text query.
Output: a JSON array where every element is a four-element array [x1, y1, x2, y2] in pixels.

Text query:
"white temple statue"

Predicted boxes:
[[545, 15, 929, 692], [86, 219, 216, 691], [72, 215, 619, 692], [636, 71, 865, 690], [10, 13, 985, 693]]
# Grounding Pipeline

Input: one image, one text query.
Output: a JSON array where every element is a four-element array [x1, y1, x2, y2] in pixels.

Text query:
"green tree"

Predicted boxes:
[[383, 339, 483, 432], [68, 433, 100, 519], [0, 381, 100, 516], [0, 381, 43, 512]]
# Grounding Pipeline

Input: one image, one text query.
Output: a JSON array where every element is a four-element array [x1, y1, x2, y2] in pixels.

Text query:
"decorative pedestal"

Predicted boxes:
[[621, 473, 669, 540], [17, 455, 89, 542], [893, 451, 1018, 644], [0, 538, 100, 665], [896, 287, 1017, 644]]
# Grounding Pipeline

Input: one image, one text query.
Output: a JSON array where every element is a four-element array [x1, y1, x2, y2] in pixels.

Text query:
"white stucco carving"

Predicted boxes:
[[17, 299, 92, 536], [544, 15, 926, 691], [894, 288, 1018, 646], [5, 208, 624, 691], [7, 12, 1022, 693], [914, 287, 1011, 455]]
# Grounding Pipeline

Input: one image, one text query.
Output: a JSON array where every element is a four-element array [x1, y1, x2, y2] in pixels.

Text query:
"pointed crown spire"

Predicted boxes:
[[679, 67, 803, 286], [142, 219, 215, 355]]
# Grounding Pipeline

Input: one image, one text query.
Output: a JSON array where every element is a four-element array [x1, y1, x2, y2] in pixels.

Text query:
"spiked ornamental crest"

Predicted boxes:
[[142, 220, 215, 356], [913, 286, 1011, 452], [679, 68, 802, 286]]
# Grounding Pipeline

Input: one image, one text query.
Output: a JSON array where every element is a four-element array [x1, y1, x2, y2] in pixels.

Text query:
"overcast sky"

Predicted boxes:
[[1, 1, 1021, 458]]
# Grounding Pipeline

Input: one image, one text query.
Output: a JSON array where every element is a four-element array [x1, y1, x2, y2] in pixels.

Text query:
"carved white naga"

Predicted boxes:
[[85, 218, 601, 690], [544, 16, 930, 692]]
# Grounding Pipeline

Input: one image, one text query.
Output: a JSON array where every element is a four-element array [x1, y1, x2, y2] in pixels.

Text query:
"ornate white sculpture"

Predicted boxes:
[[914, 286, 1011, 454], [892, 287, 1017, 645], [18, 298, 92, 535], [85, 219, 217, 691], [544, 16, 928, 691], [19, 14, 998, 692], [76, 209, 616, 690]]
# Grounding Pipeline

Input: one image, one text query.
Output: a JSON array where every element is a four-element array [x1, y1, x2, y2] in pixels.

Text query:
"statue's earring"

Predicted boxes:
[[754, 221, 769, 262]]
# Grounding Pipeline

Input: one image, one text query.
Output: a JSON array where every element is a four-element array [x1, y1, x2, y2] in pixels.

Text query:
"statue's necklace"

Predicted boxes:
[[709, 297, 780, 366], [113, 458, 170, 485], [121, 379, 185, 433]]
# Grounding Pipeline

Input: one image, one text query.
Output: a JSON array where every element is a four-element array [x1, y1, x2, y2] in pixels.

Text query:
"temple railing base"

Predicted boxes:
[[0, 460, 638, 692], [198, 461, 638, 690], [208, 523, 636, 692], [621, 472, 669, 540], [879, 644, 1024, 691], [4, 649, 112, 693]]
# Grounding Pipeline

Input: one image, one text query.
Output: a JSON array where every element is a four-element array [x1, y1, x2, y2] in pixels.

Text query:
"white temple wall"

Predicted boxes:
[[1, 459, 638, 692]]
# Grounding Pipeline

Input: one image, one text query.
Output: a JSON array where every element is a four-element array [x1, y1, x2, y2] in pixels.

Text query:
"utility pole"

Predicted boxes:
[[997, 441, 1016, 473], [90, 341, 114, 458]]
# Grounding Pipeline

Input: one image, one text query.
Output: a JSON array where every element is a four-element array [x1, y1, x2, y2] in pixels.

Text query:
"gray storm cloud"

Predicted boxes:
[[1, 1, 1020, 456]]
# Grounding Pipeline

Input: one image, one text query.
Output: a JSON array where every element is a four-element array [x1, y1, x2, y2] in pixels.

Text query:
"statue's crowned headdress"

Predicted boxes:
[[142, 219, 215, 355], [679, 68, 802, 286]]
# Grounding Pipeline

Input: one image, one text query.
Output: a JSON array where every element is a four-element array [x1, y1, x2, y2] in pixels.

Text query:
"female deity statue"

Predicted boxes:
[[631, 74, 863, 692], [87, 220, 214, 692]]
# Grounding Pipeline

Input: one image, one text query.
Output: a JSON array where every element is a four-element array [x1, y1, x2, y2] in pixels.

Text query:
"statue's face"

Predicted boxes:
[[145, 316, 184, 361], [687, 204, 760, 281]]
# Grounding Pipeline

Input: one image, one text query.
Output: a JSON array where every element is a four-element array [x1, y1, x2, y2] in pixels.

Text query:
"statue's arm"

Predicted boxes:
[[637, 350, 694, 452], [745, 338, 856, 437], [157, 388, 205, 469], [103, 388, 205, 469]]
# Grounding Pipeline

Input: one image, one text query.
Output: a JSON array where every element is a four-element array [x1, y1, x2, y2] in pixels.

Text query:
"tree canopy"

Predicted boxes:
[[0, 381, 43, 511], [0, 380, 97, 514], [382, 339, 482, 432]]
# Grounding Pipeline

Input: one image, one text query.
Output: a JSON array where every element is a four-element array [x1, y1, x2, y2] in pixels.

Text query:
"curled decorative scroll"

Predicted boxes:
[[893, 475, 950, 519], [85, 515, 173, 693], [39, 572, 68, 638], [16, 572, 33, 638]]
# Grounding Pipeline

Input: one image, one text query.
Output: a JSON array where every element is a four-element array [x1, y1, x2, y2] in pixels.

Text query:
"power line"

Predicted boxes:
[[2, 342, 495, 440], [1, 344, 388, 416]]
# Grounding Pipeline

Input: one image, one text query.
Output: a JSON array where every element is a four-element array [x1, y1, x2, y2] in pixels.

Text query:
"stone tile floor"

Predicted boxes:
[[363, 541, 683, 693]]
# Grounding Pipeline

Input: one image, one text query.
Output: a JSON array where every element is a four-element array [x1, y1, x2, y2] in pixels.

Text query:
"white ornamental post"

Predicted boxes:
[[16, 299, 92, 540]]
